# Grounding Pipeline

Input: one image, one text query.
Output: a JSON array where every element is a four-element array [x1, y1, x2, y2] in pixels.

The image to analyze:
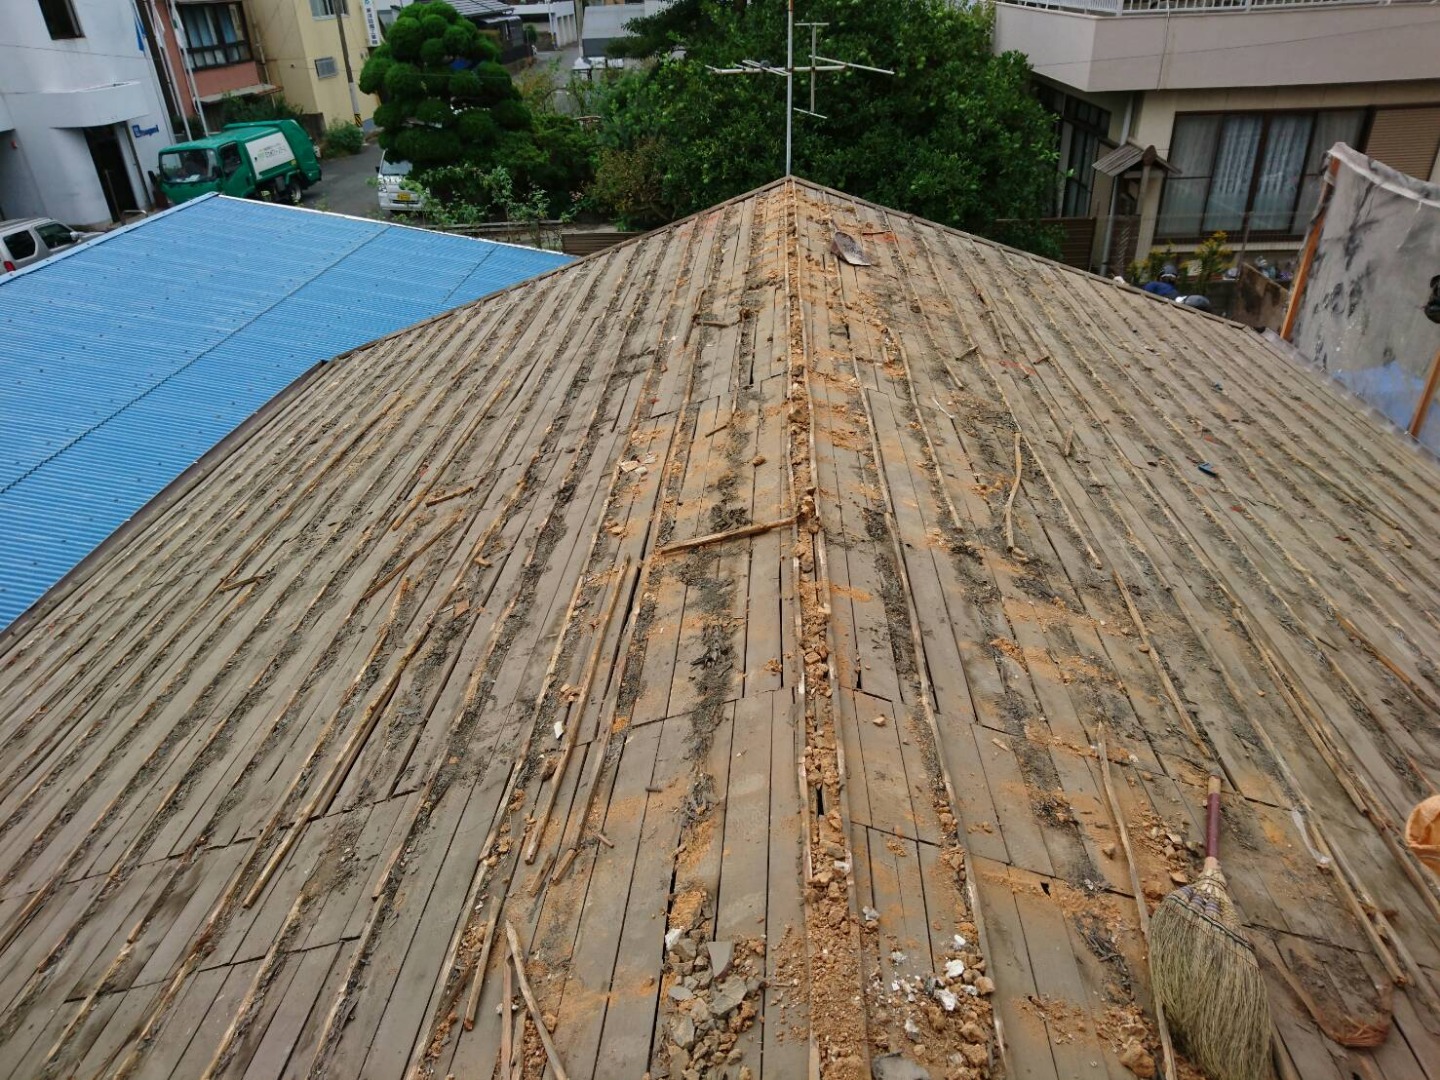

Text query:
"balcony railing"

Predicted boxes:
[[1003, 0, 1436, 15]]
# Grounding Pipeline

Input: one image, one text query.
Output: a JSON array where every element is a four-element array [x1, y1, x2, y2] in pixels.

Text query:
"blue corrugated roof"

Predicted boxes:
[[0, 195, 568, 628]]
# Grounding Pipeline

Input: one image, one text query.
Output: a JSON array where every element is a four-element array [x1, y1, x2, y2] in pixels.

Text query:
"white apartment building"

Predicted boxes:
[[0, 0, 172, 226]]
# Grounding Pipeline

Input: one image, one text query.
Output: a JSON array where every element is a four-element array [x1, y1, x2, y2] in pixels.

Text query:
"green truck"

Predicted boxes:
[[157, 121, 322, 207]]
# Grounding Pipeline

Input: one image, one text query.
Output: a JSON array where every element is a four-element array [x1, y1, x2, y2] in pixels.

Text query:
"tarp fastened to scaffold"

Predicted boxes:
[[1289, 143, 1440, 450]]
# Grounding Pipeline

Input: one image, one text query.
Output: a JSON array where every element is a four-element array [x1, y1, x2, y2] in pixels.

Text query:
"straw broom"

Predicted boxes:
[[1150, 777, 1273, 1080]]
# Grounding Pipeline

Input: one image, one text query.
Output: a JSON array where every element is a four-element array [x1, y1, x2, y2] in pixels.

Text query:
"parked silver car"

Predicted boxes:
[[1, 217, 98, 276], [376, 153, 424, 213]]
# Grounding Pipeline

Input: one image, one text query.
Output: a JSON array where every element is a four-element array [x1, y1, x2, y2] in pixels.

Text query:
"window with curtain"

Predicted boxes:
[[309, 0, 350, 16], [179, 3, 252, 70], [1158, 109, 1366, 239]]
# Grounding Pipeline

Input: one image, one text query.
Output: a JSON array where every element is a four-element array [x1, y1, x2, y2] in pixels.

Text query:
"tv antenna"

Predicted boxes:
[[707, 0, 894, 175]]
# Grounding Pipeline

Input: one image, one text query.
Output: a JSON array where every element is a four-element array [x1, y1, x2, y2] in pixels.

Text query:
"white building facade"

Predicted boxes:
[[0, 0, 173, 227]]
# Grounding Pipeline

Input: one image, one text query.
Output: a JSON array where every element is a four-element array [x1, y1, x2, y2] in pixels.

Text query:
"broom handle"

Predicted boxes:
[[1204, 776, 1222, 871]]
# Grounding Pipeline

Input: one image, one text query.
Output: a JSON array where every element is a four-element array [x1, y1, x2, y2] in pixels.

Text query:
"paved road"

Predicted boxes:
[[307, 139, 382, 219]]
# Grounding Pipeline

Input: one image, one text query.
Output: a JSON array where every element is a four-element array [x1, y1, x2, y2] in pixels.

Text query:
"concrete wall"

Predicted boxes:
[[582, 1, 668, 54], [0, 0, 171, 224], [996, 4, 1440, 94], [247, 0, 379, 126]]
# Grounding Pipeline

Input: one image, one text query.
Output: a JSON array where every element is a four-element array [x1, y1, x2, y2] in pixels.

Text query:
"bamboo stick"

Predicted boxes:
[[1407, 342, 1440, 438], [500, 944, 513, 1073], [655, 515, 796, 556], [425, 481, 478, 508], [1098, 733, 1179, 1080], [1003, 431, 1023, 554], [1281, 154, 1340, 341], [505, 921, 569, 1080]]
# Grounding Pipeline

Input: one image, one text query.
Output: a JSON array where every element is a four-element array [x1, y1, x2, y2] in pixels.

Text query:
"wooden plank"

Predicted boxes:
[[542, 723, 663, 1078], [349, 773, 498, 1080], [591, 716, 691, 1076], [163, 961, 264, 1080], [761, 689, 808, 1078], [239, 942, 344, 1080], [942, 722, 1009, 866], [128, 963, 227, 1080], [710, 694, 775, 1076], [968, 856, 1061, 1080], [127, 842, 248, 990]]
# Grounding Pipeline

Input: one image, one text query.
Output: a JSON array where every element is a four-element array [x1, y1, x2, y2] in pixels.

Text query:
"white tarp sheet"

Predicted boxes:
[[1290, 143, 1440, 448]]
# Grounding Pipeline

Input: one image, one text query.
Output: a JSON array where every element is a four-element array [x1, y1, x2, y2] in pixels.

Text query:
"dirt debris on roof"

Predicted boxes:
[[2, 178, 1439, 1080]]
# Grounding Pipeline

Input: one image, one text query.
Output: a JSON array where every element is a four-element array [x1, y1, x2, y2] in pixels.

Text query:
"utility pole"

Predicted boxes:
[[332, 0, 363, 126], [708, 0, 892, 176]]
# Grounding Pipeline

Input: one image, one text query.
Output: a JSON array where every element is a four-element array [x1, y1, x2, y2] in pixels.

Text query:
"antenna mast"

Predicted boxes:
[[707, 0, 894, 176]]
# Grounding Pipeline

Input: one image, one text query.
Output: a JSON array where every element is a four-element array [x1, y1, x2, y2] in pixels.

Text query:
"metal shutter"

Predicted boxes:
[[1365, 106, 1440, 181]]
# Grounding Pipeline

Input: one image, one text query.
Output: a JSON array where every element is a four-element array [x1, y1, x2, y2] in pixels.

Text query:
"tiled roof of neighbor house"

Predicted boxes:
[[0, 194, 568, 628], [2, 178, 1438, 1080]]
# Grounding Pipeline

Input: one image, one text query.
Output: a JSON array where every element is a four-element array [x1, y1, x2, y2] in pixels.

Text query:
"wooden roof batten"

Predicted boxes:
[[0, 178, 1438, 1080]]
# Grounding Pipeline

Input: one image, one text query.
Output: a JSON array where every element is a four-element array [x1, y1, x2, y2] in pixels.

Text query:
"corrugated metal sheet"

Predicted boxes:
[[0, 195, 568, 628]]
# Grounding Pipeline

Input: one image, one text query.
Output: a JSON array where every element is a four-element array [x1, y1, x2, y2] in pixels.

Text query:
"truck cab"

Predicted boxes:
[[158, 121, 322, 207]]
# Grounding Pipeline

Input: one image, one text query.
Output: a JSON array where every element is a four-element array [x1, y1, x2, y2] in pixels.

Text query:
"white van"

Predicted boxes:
[[1, 218, 97, 276], [376, 153, 424, 213]]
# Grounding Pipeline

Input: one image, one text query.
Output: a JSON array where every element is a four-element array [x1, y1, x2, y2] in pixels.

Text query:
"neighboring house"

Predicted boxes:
[[245, 0, 383, 128], [994, 0, 1440, 275], [581, 0, 669, 57], [144, 0, 279, 133], [0, 0, 172, 226], [509, 0, 579, 48], [0, 193, 569, 628], [449, 0, 533, 64]]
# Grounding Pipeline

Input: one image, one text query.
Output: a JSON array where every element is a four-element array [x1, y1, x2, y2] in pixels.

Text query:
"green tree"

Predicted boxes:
[[361, 1, 595, 216], [596, 0, 1060, 252], [359, 1, 531, 170]]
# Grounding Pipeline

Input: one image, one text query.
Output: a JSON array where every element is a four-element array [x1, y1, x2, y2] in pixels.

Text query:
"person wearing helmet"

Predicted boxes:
[[1176, 294, 1213, 313], [1143, 264, 1181, 299]]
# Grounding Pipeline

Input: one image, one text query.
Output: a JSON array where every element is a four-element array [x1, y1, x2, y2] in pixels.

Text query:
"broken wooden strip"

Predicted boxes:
[[1019, 428, 1103, 570], [1099, 731, 1179, 1080], [1004, 431, 1023, 556], [653, 514, 796, 556], [523, 557, 633, 865], [500, 941, 513, 1076], [504, 921, 569, 1080], [425, 482, 478, 508], [359, 516, 459, 603], [215, 573, 265, 594]]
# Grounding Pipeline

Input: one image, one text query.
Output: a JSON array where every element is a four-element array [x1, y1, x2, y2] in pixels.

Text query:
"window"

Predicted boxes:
[[4, 230, 38, 261], [1159, 109, 1366, 239], [179, 3, 252, 70], [309, 0, 350, 16], [37, 0, 82, 39], [219, 144, 243, 177], [35, 222, 76, 249], [160, 149, 219, 183], [315, 56, 339, 79], [1036, 85, 1112, 218]]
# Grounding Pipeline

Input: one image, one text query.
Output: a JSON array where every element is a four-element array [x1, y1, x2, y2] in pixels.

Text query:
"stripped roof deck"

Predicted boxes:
[[1, 178, 1439, 1080]]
